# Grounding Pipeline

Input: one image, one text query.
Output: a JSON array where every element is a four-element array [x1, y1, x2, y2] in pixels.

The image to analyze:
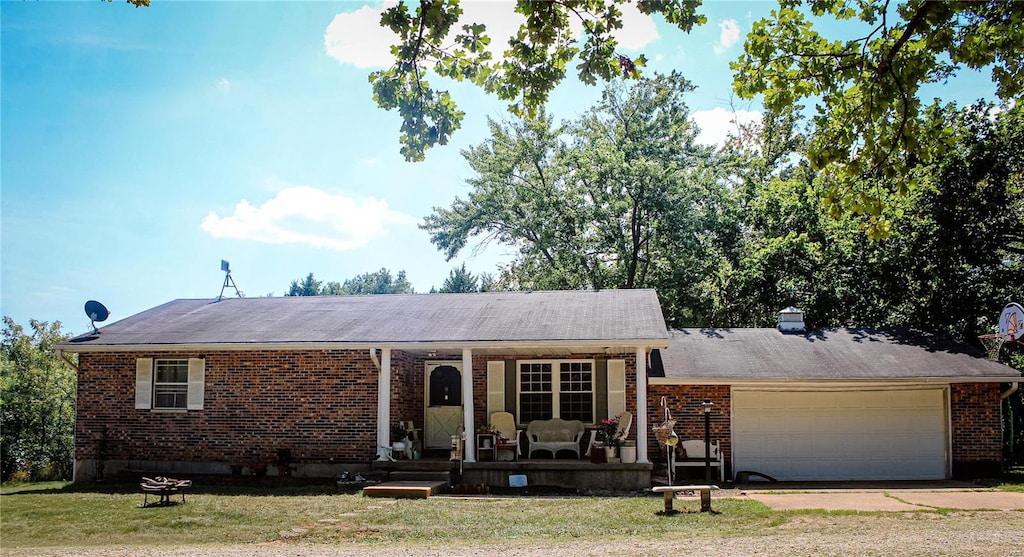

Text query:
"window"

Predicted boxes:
[[154, 359, 189, 409], [135, 357, 204, 410], [518, 360, 593, 423]]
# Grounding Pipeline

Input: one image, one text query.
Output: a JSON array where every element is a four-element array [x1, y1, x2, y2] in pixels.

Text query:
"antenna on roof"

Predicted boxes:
[[217, 260, 245, 301], [84, 300, 110, 335]]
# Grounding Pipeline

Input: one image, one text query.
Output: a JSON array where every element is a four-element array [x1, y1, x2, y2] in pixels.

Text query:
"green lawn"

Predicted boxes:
[[1, 477, 1021, 550], [0, 481, 783, 549]]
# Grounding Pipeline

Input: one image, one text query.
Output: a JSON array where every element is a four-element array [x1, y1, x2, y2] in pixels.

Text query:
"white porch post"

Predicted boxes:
[[636, 347, 649, 464], [462, 348, 476, 462], [376, 348, 392, 461]]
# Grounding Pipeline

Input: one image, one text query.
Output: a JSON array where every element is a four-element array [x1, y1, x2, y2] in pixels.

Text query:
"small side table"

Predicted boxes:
[[476, 433, 497, 461]]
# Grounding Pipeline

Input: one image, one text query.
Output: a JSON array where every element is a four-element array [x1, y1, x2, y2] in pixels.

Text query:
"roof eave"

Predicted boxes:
[[57, 338, 670, 354], [650, 375, 1023, 386]]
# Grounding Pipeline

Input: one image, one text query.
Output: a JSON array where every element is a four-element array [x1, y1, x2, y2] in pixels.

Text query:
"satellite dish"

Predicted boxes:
[[84, 300, 109, 334]]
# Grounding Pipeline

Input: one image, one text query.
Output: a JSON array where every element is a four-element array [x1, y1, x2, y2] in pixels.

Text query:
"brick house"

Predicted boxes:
[[58, 290, 668, 481], [58, 291, 1020, 482], [651, 326, 1021, 481]]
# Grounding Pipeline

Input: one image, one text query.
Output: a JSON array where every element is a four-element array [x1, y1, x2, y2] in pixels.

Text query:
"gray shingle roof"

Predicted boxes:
[[59, 290, 669, 350], [658, 327, 1021, 381]]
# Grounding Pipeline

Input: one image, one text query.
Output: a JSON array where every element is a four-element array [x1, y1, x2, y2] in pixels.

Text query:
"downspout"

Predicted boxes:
[[369, 349, 381, 372], [57, 349, 79, 372], [1001, 382, 1019, 400], [1002, 382, 1020, 466]]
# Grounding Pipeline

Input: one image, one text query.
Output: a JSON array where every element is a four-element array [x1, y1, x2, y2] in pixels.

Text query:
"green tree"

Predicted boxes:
[[732, 0, 1024, 239], [322, 268, 416, 295], [286, 273, 322, 296], [422, 73, 741, 325], [0, 318, 76, 481], [438, 263, 480, 293], [735, 101, 1023, 336], [371, 0, 705, 161]]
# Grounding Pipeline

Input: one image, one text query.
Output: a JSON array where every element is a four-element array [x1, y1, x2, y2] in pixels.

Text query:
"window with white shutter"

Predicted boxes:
[[135, 358, 153, 409]]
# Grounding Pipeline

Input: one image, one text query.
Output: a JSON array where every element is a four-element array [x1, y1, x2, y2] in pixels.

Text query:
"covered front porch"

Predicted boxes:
[[371, 345, 659, 467]]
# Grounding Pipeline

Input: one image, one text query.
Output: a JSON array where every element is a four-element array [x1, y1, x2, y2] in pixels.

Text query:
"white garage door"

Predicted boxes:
[[732, 389, 947, 481]]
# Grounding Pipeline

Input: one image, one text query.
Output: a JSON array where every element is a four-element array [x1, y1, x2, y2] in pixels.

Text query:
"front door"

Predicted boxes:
[[424, 362, 463, 449]]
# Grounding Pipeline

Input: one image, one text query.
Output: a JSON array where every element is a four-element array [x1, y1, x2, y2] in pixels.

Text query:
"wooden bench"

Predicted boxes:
[[652, 484, 719, 512]]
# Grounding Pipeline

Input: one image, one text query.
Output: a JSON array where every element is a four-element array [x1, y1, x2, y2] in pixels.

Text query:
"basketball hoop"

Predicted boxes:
[[978, 333, 1008, 362]]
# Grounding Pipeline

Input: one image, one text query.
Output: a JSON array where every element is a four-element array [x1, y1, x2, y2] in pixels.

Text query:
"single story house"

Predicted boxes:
[[58, 291, 1021, 483], [58, 290, 668, 481], [651, 326, 1021, 481]]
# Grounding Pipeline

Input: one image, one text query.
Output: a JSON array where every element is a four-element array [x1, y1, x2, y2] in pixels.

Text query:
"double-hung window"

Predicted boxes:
[[135, 357, 205, 410], [518, 360, 593, 423], [154, 359, 189, 409]]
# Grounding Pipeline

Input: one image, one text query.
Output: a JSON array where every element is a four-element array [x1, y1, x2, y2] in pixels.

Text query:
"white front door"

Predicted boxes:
[[424, 362, 463, 449], [732, 388, 948, 480]]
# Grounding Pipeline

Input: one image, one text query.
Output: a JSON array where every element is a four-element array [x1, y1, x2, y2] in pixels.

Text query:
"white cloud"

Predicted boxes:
[[611, 2, 659, 51], [201, 186, 417, 250], [324, 1, 658, 68], [714, 19, 740, 54], [691, 107, 762, 146], [324, 3, 399, 68]]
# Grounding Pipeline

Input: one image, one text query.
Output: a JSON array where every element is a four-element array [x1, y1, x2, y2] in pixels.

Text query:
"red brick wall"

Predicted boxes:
[[76, 350, 639, 470], [950, 383, 1003, 464], [646, 385, 731, 464], [390, 350, 422, 429], [77, 350, 388, 467]]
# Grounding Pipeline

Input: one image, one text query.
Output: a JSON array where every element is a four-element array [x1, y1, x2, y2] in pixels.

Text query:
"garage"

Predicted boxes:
[[732, 388, 948, 481]]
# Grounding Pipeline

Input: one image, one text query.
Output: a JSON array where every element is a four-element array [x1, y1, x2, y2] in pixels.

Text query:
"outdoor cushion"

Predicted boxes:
[[526, 418, 585, 458]]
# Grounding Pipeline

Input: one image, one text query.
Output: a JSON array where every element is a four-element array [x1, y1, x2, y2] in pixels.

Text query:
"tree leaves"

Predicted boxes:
[[421, 72, 743, 323], [287, 269, 415, 295], [1, 318, 75, 481], [371, 0, 705, 161], [732, 0, 1024, 238]]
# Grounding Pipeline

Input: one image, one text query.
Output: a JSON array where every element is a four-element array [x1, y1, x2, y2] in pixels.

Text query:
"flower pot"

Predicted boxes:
[[619, 445, 637, 464], [604, 446, 618, 462]]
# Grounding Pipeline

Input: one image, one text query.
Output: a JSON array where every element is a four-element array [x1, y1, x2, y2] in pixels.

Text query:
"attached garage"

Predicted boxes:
[[653, 323, 1021, 481], [732, 388, 947, 480]]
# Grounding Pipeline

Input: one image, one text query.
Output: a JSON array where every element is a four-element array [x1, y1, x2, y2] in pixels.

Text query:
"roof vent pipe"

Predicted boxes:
[[777, 307, 806, 333]]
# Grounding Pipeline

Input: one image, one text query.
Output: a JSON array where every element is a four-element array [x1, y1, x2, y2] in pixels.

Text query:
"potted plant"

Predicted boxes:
[[596, 417, 622, 461], [391, 423, 410, 453]]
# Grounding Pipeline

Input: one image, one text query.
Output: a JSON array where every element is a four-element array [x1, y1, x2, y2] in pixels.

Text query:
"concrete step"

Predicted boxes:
[[363, 480, 447, 499]]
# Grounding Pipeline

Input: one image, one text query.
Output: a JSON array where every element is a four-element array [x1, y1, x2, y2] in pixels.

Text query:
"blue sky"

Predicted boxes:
[[0, 1, 995, 335]]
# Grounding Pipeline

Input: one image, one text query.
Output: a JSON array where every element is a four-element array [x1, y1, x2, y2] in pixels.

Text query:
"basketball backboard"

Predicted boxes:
[[999, 302, 1023, 342]]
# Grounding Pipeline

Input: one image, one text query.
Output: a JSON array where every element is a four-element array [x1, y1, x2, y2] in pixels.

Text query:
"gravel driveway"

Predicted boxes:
[[5, 510, 1022, 557]]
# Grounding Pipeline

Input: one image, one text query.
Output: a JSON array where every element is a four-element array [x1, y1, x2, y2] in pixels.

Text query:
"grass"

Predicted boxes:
[[974, 467, 1024, 492], [2, 475, 1022, 550], [0, 481, 782, 549]]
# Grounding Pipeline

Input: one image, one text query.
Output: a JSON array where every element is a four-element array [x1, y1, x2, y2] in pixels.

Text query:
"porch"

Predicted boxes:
[[370, 457, 653, 491]]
